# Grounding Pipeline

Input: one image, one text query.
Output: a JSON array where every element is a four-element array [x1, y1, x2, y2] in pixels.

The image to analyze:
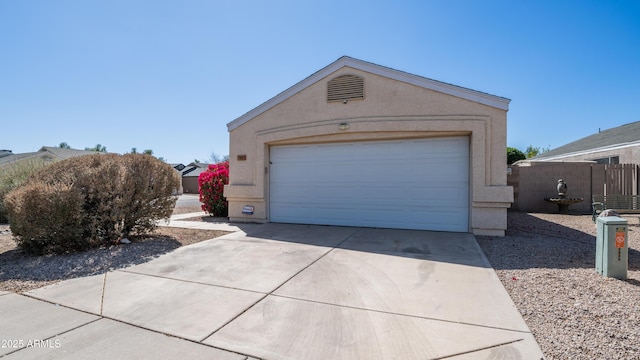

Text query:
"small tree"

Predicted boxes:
[[59, 142, 71, 149], [525, 145, 550, 158], [198, 161, 229, 217], [130, 148, 154, 156], [507, 147, 526, 165], [203, 152, 230, 164], [85, 144, 107, 152]]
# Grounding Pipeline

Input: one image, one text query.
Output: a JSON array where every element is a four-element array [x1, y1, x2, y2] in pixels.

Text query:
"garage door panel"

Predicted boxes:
[[271, 195, 467, 214], [272, 160, 465, 181], [270, 137, 469, 232], [272, 206, 466, 232], [272, 182, 467, 205]]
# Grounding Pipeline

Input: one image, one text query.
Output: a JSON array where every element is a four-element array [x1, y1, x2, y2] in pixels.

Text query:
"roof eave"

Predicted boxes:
[[531, 140, 640, 161], [226, 56, 510, 132]]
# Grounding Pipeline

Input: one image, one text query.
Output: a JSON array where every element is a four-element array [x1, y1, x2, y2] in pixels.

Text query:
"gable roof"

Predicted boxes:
[[533, 121, 640, 161], [227, 56, 511, 131], [0, 146, 100, 168], [169, 162, 210, 177], [38, 146, 100, 159], [172, 163, 186, 171], [0, 151, 39, 167]]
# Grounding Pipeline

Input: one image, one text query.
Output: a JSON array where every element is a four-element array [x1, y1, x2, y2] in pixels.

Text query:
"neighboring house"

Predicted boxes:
[[171, 162, 209, 194], [224, 56, 513, 236], [181, 162, 209, 194], [530, 120, 640, 164], [170, 164, 186, 194], [0, 146, 100, 169]]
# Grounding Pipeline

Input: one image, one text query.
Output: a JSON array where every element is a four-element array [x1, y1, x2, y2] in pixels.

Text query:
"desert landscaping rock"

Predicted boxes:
[[0, 227, 230, 292], [0, 226, 10, 236], [477, 212, 640, 360]]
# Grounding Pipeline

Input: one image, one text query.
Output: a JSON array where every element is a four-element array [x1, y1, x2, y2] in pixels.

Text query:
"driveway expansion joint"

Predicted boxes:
[[433, 339, 527, 359], [201, 227, 364, 341], [0, 316, 102, 358], [269, 293, 533, 334], [87, 315, 258, 359], [115, 269, 268, 296], [267, 227, 364, 296], [20, 292, 102, 317], [198, 293, 269, 342], [99, 272, 107, 316]]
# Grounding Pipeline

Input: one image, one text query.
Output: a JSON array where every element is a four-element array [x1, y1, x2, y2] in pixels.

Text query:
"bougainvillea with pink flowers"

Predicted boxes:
[[198, 161, 229, 217]]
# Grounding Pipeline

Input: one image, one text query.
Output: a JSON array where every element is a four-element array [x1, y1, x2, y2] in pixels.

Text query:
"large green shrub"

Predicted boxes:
[[0, 159, 49, 223], [5, 153, 180, 255]]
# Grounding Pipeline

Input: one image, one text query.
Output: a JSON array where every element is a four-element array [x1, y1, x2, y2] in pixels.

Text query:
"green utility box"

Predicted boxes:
[[596, 216, 628, 280]]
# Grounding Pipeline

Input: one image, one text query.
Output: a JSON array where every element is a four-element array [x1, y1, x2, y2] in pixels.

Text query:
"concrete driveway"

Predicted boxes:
[[2, 223, 544, 359], [174, 193, 202, 208]]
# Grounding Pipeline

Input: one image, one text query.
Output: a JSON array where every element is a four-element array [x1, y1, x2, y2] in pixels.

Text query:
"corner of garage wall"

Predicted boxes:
[[471, 205, 509, 237], [227, 198, 267, 224]]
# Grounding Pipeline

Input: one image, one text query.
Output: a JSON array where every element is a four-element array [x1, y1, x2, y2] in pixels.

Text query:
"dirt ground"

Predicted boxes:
[[0, 203, 229, 292]]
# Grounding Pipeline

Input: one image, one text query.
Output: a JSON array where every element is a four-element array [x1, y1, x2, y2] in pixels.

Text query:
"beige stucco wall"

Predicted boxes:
[[509, 162, 596, 213], [225, 66, 513, 236]]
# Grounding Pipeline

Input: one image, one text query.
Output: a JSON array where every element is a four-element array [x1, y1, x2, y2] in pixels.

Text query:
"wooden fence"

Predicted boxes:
[[602, 163, 638, 196]]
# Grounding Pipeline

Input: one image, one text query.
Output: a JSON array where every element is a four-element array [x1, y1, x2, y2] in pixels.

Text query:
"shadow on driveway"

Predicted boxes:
[[230, 222, 491, 269]]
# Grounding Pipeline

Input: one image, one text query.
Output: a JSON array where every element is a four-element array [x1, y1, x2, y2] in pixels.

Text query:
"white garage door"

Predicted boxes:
[[269, 137, 469, 232]]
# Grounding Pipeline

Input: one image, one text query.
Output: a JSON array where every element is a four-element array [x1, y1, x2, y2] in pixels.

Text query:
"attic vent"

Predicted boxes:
[[327, 75, 364, 102]]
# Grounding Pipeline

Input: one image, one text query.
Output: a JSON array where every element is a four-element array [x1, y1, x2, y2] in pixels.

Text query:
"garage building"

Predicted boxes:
[[224, 57, 513, 236]]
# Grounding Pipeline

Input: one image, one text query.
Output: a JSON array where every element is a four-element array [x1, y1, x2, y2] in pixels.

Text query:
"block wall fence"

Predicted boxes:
[[508, 162, 639, 213]]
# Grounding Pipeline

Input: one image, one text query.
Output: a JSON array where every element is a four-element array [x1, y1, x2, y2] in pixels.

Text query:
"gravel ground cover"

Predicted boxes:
[[0, 224, 230, 293], [0, 196, 222, 293], [477, 211, 640, 360]]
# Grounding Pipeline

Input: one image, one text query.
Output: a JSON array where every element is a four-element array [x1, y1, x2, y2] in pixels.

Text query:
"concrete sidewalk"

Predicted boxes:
[[157, 212, 244, 231], [1, 217, 545, 359]]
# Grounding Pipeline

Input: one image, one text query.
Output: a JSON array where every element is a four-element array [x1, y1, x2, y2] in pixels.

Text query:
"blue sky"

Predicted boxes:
[[2, 1, 639, 163]]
